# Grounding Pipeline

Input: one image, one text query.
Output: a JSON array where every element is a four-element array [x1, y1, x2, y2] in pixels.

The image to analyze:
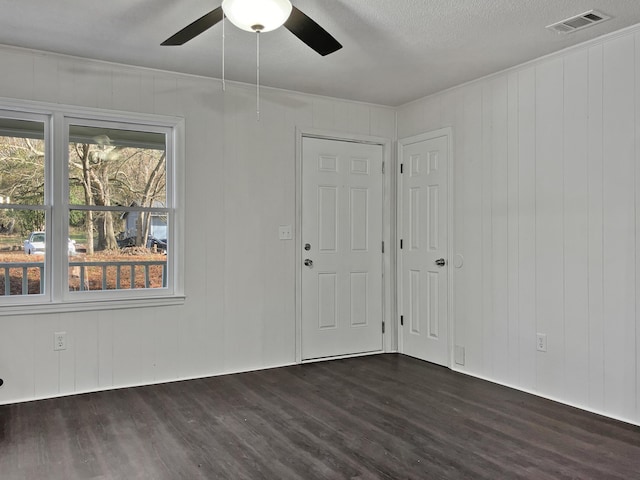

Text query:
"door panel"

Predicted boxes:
[[400, 134, 449, 366], [302, 137, 383, 360]]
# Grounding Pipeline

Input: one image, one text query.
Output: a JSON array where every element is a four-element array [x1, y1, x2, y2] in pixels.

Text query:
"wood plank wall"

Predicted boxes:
[[398, 28, 640, 426], [0, 47, 395, 405]]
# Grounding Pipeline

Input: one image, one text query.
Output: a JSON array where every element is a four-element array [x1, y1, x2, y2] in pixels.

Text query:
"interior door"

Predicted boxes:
[[301, 136, 384, 361], [399, 132, 449, 366]]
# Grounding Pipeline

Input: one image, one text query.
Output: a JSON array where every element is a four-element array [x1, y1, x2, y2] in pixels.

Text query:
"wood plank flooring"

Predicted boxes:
[[1, 354, 639, 479]]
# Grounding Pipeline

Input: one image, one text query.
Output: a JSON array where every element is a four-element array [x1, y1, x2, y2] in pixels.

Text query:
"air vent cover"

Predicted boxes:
[[546, 10, 610, 34]]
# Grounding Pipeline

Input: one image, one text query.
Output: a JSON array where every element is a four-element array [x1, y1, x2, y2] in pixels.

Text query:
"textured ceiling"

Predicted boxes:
[[1, 0, 640, 106]]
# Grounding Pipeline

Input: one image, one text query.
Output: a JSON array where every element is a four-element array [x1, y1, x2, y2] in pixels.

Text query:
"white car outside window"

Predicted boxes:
[[24, 231, 76, 255]]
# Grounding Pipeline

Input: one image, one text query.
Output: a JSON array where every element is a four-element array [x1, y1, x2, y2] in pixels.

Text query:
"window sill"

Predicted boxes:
[[0, 295, 186, 316]]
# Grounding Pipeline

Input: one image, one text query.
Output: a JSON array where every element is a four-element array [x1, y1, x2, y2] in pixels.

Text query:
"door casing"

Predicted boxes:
[[295, 128, 393, 363]]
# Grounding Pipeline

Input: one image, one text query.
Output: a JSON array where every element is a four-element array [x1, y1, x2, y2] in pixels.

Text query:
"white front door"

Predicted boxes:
[[399, 132, 450, 366], [301, 136, 384, 361]]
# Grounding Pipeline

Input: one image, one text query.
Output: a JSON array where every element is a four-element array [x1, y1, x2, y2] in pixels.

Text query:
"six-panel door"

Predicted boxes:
[[400, 134, 449, 366], [301, 137, 384, 360]]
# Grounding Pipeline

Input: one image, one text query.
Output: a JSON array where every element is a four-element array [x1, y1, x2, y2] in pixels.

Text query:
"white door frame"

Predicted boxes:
[[295, 128, 393, 363], [397, 127, 455, 367]]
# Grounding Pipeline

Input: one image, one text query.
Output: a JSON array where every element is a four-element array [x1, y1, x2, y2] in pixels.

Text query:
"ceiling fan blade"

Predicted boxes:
[[284, 6, 342, 56], [161, 7, 224, 46]]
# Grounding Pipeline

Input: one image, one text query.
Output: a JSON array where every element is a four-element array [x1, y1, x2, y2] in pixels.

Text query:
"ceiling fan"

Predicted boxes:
[[160, 0, 342, 56]]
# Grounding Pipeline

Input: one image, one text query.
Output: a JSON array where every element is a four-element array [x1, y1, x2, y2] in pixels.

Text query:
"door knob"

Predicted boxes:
[[304, 259, 313, 267], [435, 258, 446, 267]]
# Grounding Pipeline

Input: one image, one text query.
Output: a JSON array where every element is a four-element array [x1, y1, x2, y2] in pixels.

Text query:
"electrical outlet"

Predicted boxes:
[[54, 331, 67, 351], [536, 333, 547, 352]]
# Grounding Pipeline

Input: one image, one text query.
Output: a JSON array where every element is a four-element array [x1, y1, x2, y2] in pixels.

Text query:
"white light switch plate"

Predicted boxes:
[[278, 225, 293, 240]]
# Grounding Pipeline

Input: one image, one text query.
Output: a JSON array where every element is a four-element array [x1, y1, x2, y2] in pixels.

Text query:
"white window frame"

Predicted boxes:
[[0, 98, 185, 315]]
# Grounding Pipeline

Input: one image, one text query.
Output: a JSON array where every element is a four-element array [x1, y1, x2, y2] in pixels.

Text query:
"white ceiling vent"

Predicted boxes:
[[546, 10, 610, 34]]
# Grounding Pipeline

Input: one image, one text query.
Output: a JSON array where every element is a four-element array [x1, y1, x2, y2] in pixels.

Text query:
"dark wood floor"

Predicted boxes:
[[1, 354, 639, 479]]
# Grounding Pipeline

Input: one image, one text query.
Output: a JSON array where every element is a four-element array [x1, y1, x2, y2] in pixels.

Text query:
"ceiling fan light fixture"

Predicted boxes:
[[221, 0, 293, 32]]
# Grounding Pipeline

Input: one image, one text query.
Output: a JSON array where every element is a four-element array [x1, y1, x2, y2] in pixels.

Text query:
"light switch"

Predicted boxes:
[[279, 225, 293, 240]]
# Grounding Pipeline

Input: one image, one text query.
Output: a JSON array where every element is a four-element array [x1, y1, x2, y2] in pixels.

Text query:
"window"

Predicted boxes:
[[0, 102, 183, 313]]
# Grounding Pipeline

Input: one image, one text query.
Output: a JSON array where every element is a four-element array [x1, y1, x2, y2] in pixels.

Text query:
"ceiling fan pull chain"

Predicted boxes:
[[256, 30, 260, 121], [222, 12, 226, 92]]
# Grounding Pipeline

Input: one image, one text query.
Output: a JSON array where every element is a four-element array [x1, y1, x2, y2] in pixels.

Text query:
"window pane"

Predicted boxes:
[[68, 125, 167, 207], [69, 209, 168, 292], [0, 209, 46, 296], [0, 118, 45, 205], [0, 117, 47, 297]]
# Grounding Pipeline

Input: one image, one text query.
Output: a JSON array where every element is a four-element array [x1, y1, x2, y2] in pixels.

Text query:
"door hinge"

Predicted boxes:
[[400, 163, 404, 174], [400, 315, 404, 326], [382, 241, 385, 253], [400, 239, 403, 249], [382, 161, 385, 174], [382, 322, 385, 334]]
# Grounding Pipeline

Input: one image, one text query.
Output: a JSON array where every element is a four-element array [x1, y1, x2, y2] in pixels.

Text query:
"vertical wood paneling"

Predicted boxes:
[[348, 103, 373, 135], [260, 92, 297, 366], [33, 315, 60, 398], [32, 54, 59, 103], [507, 71, 520, 385], [636, 33, 640, 424], [587, 44, 605, 411], [178, 75, 224, 378], [442, 89, 464, 366], [457, 85, 483, 374], [0, 44, 397, 408], [153, 76, 180, 116], [0, 51, 34, 99], [312, 97, 334, 130], [370, 106, 396, 138], [490, 76, 509, 380], [0, 317, 35, 401], [70, 64, 112, 109], [224, 86, 266, 372], [152, 308, 180, 383], [562, 50, 590, 406], [97, 311, 114, 389], [422, 97, 442, 133], [602, 35, 636, 419], [112, 313, 155, 386], [58, 313, 76, 393], [333, 101, 350, 132], [111, 68, 143, 112], [517, 67, 537, 391], [397, 100, 424, 138], [397, 26, 640, 425], [481, 83, 494, 374], [56, 57, 81, 106], [73, 313, 99, 392], [535, 57, 565, 397], [138, 70, 156, 114]]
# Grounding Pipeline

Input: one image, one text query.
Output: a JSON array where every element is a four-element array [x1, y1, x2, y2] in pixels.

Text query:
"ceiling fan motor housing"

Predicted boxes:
[[221, 0, 292, 33]]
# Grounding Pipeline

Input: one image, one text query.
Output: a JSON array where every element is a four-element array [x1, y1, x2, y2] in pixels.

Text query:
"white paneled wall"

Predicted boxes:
[[398, 28, 640, 425], [0, 46, 395, 404], [1, 22, 640, 428]]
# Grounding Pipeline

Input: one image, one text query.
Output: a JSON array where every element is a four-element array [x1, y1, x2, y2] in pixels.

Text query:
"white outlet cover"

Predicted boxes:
[[54, 331, 67, 351], [278, 225, 293, 240], [536, 333, 547, 352]]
